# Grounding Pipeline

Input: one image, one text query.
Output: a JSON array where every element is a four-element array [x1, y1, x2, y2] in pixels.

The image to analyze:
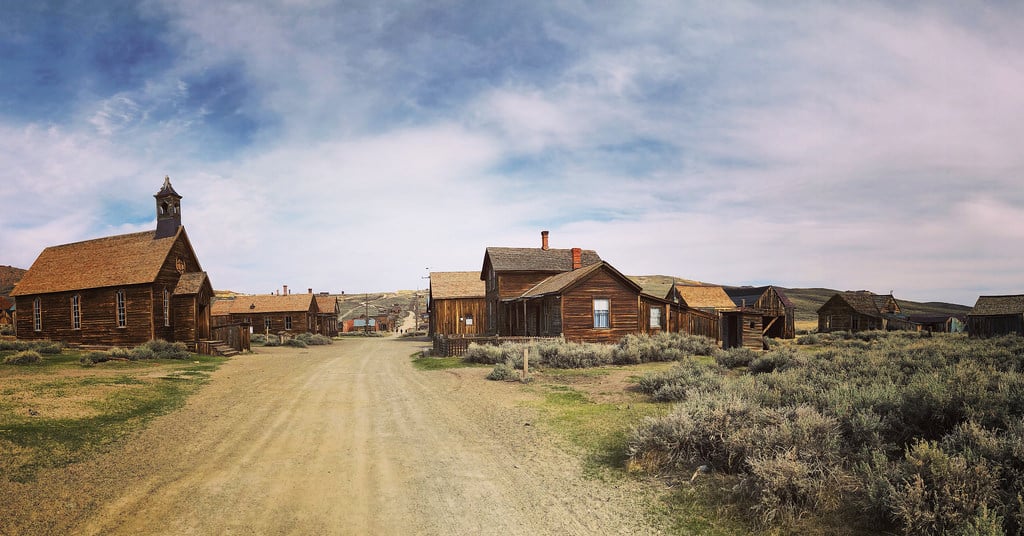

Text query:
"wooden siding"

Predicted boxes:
[[220, 311, 316, 335], [722, 311, 765, 351], [817, 296, 883, 333], [560, 269, 639, 343], [753, 288, 795, 339], [15, 285, 155, 346], [668, 305, 720, 342], [430, 297, 487, 337], [640, 296, 666, 335], [968, 314, 1024, 338]]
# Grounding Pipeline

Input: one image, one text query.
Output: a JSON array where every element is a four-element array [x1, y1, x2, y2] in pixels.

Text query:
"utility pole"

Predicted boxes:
[[364, 293, 369, 335]]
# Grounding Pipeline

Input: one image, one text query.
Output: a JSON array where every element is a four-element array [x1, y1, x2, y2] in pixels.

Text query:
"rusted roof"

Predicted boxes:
[[215, 294, 319, 314], [11, 228, 188, 296], [173, 272, 210, 296], [430, 272, 486, 299], [671, 285, 736, 310], [315, 295, 340, 315], [483, 247, 601, 274], [969, 295, 1024, 316]]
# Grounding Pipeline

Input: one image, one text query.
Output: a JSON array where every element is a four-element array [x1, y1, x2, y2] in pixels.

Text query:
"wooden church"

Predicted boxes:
[[11, 177, 214, 349]]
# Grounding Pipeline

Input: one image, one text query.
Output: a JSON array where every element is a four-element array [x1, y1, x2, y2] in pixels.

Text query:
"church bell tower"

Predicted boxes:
[[154, 176, 183, 239]]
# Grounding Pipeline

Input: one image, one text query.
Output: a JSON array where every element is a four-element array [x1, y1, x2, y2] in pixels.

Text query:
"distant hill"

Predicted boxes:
[[0, 265, 27, 298], [629, 274, 972, 327]]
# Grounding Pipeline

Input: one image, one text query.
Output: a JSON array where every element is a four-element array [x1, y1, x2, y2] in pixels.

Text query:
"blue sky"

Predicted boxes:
[[2, 1, 1023, 305]]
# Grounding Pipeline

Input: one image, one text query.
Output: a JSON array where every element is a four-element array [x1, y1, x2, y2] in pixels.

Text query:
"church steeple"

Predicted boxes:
[[154, 176, 183, 239]]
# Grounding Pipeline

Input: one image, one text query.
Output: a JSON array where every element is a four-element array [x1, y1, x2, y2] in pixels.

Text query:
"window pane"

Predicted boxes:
[[650, 307, 661, 328], [593, 299, 609, 328]]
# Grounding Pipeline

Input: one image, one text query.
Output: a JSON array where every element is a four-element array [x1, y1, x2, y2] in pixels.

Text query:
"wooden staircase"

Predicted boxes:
[[200, 339, 239, 357]]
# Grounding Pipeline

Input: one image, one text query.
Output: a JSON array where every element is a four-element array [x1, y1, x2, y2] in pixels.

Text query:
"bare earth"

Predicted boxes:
[[3, 335, 663, 535]]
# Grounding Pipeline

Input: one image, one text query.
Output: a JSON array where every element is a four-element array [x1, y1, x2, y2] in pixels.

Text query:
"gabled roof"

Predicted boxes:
[[315, 295, 340, 315], [12, 228, 191, 296], [724, 285, 794, 309], [520, 261, 642, 299], [212, 294, 319, 315], [969, 295, 1024, 316], [430, 272, 486, 299], [482, 247, 601, 274], [670, 284, 736, 310], [173, 272, 211, 296], [818, 291, 883, 317], [211, 299, 234, 316]]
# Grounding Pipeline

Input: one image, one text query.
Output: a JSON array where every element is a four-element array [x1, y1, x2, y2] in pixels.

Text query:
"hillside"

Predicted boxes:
[[0, 265, 27, 298], [629, 274, 972, 328]]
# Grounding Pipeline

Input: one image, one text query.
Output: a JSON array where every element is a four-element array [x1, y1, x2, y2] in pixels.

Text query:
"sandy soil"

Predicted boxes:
[[2, 336, 663, 535]]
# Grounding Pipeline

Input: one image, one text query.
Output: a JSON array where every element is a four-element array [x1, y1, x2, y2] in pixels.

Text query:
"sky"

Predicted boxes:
[[2, 1, 1022, 306]]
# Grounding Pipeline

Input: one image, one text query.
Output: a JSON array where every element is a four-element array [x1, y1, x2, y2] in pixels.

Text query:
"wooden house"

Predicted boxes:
[[428, 271, 487, 337], [817, 291, 905, 333], [666, 284, 736, 312], [481, 231, 601, 336], [720, 308, 765, 350], [725, 286, 796, 339], [314, 294, 340, 337], [212, 293, 319, 335], [967, 295, 1024, 337], [507, 261, 644, 343], [10, 178, 215, 349]]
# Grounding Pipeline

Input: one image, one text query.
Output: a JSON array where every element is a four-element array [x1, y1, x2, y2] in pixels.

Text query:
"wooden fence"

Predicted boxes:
[[211, 322, 251, 352], [432, 335, 559, 357]]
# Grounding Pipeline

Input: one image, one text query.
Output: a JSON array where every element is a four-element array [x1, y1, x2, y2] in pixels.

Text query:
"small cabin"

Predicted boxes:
[[212, 292, 319, 335], [725, 285, 796, 339], [817, 291, 905, 333], [967, 295, 1024, 338], [428, 271, 487, 337]]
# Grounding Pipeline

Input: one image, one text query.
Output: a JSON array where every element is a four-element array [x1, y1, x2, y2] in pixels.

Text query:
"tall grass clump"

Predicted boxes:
[[4, 350, 42, 365], [486, 361, 519, 381], [296, 333, 333, 345], [627, 332, 1024, 534]]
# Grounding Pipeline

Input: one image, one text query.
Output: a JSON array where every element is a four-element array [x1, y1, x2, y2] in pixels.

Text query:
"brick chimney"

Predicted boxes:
[[571, 247, 582, 270], [541, 230, 549, 250], [283, 285, 289, 295]]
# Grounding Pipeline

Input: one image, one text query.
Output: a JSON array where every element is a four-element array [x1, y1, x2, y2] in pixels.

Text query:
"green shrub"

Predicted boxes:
[[79, 351, 112, 365], [35, 341, 64, 354], [284, 338, 308, 348], [264, 335, 281, 347], [4, 350, 42, 365], [251, 333, 267, 344], [748, 347, 798, 374], [296, 333, 333, 345], [741, 449, 854, 527], [142, 339, 190, 359], [637, 360, 723, 402], [129, 346, 156, 360], [0, 340, 30, 351], [717, 347, 757, 369], [486, 361, 519, 381]]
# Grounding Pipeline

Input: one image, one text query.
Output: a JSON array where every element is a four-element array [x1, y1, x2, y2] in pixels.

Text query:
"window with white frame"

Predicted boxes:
[[71, 294, 81, 330], [465, 313, 474, 326], [650, 306, 662, 329], [285, 316, 293, 330], [116, 290, 127, 328], [33, 297, 42, 331], [163, 289, 170, 327], [593, 298, 610, 329]]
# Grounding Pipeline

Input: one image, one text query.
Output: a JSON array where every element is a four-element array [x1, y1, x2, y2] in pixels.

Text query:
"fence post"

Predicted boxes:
[[522, 346, 529, 380]]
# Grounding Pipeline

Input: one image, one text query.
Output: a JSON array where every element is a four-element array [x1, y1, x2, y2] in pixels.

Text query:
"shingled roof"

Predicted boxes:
[[315, 295, 340, 315], [724, 286, 795, 309], [173, 272, 210, 296], [430, 272, 486, 299], [819, 291, 884, 317], [11, 228, 190, 296], [483, 247, 601, 273], [213, 294, 319, 315], [969, 295, 1024, 316], [671, 284, 736, 310]]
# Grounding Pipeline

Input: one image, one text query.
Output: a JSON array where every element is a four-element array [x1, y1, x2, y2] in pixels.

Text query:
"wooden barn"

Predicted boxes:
[[212, 292, 319, 335], [481, 231, 601, 336], [315, 294, 340, 337], [507, 261, 644, 343], [725, 285, 796, 339], [817, 291, 905, 333], [428, 271, 487, 337], [967, 295, 1024, 338], [10, 178, 215, 350]]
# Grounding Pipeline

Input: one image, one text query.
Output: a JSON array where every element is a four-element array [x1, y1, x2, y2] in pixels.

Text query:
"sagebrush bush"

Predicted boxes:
[[296, 333, 333, 345], [35, 341, 64, 354], [251, 333, 267, 344], [486, 361, 519, 381], [284, 338, 308, 348], [717, 347, 757, 369], [4, 350, 42, 365], [138, 339, 190, 360], [636, 360, 723, 402], [263, 334, 281, 347], [0, 340, 30, 351], [79, 351, 112, 365]]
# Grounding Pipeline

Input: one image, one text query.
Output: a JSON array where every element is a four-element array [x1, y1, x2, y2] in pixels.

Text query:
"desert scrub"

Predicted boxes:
[[636, 360, 724, 402], [627, 333, 1024, 534], [486, 361, 519, 381], [295, 333, 333, 345], [716, 347, 757, 369], [4, 350, 42, 365], [283, 338, 308, 348], [613, 333, 716, 364]]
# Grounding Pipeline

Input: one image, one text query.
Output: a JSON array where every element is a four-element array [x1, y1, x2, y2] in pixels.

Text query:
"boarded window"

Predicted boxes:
[[116, 290, 127, 327], [593, 299, 610, 329], [650, 306, 662, 329], [71, 294, 81, 330]]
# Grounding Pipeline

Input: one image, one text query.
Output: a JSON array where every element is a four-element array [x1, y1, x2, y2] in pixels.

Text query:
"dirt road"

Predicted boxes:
[[12, 337, 662, 535]]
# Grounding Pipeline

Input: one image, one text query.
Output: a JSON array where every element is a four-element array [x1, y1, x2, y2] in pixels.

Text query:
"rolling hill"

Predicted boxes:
[[0, 265, 27, 298]]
